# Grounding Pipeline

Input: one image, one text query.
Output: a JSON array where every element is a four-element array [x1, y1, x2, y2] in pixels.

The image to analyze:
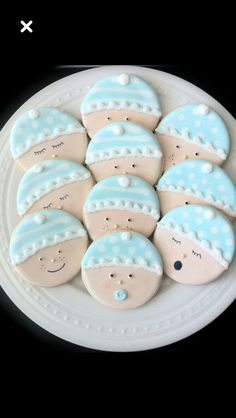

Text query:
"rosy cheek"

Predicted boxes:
[[104, 281, 112, 289]]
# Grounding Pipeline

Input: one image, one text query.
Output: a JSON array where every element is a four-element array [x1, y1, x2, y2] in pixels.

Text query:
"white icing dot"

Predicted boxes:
[[211, 127, 218, 134], [212, 240, 221, 247], [28, 109, 40, 119], [196, 218, 203, 225], [201, 162, 213, 174], [218, 184, 225, 192], [201, 178, 208, 185], [226, 238, 233, 246], [178, 114, 185, 121], [128, 247, 136, 255], [204, 209, 215, 220], [223, 224, 231, 232], [118, 74, 130, 85], [17, 127, 24, 135], [60, 114, 68, 121], [194, 120, 201, 127], [188, 173, 195, 180], [118, 176, 131, 188], [33, 164, 44, 173], [46, 117, 54, 124], [183, 223, 190, 231], [43, 128, 51, 135], [188, 162, 195, 169], [145, 251, 153, 258], [121, 232, 131, 241], [182, 212, 189, 219], [34, 213, 46, 224], [98, 244, 106, 253], [214, 172, 221, 180], [109, 236, 118, 244], [139, 240, 147, 248], [206, 189, 213, 195], [176, 168, 182, 175], [195, 207, 202, 214], [192, 183, 198, 190], [197, 231, 205, 239], [31, 121, 39, 129], [208, 114, 216, 122], [112, 246, 120, 254], [214, 140, 220, 146], [193, 104, 209, 115], [113, 125, 124, 135], [210, 227, 218, 235], [178, 180, 185, 186], [224, 252, 231, 261]]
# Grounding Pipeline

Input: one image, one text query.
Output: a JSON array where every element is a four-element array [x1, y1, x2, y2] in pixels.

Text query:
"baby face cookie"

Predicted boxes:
[[83, 175, 160, 240], [155, 104, 230, 171], [10, 107, 88, 171], [156, 160, 236, 219], [17, 160, 94, 221], [85, 121, 163, 185], [81, 73, 162, 137], [10, 209, 88, 287], [81, 231, 163, 309], [153, 205, 235, 285]]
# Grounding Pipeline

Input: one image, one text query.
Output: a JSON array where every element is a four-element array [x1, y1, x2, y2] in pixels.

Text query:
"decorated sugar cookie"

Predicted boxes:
[[156, 160, 236, 219], [81, 73, 162, 137], [153, 205, 235, 285], [81, 231, 163, 309], [17, 160, 94, 220], [10, 107, 88, 171], [155, 104, 230, 171], [85, 121, 163, 185], [83, 175, 160, 240], [10, 209, 88, 287]]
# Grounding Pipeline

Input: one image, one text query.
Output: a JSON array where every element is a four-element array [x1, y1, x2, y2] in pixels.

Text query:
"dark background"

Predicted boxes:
[[0, 14, 235, 355]]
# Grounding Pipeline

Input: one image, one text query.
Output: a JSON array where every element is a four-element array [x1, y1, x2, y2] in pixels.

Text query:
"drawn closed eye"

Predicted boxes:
[[192, 250, 201, 258], [172, 237, 181, 244], [51, 141, 64, 149], [34, 147, 46, 155], [43, 203, 52, 209], [59, 194, 69, 201]]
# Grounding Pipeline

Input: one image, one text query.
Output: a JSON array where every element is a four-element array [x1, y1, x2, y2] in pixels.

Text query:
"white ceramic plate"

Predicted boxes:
[[0, 65, 236, 352]]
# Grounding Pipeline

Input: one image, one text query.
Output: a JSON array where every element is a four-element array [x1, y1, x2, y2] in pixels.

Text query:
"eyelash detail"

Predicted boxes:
[[172, 237, 181, 244], [51, 141, 64, 149], [59, 194, 69, 201], [34, 148, 46, 155], [192, 250, 201, 258], [43, 203, 52, 209]]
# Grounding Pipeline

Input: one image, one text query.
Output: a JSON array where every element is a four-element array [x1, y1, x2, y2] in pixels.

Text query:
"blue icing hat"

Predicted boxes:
[[10, 107, 85, 159], [85, 121, 162, 164], [156, 104, 230, 160], [82, 231, 163, 275], [156, 160, 236, 217], [158, 205, 235, 268], [84, 175, 160, 219], [81, 73, 161, 117], [17, 160, 92, 216], [10, 209, 87, 265]]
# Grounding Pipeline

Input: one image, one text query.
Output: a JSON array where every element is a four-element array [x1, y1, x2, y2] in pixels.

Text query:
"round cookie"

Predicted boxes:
[[156, 160, 236, 220], [85, 121, 163, 185], [81, 73, 162, 137], [17, 160, 94, 221], [10, 209, 88, 287], [10, 107, 88, 171], [153, 205, 235, 285], [83, 175, 160, 240], [81, 231, 163, 309], [155, 104, 230, 171]]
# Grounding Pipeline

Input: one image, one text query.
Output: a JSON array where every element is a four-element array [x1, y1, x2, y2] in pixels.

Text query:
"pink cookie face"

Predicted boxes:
[[15, 238, 88, 287], [83, 209, 157, 240], [83, 109, 159, 138], [153, 226, 225, 285], [82, 266, 162, 310], [88, 156, 162, 186], [17, 132, 88, 171], [156, 133, 223, 172]]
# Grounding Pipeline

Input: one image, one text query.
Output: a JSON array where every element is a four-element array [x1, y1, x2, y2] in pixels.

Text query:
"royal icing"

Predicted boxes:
[[10, 209, 87, 265], [84, 175, 160, 219], [85, 121, 162, 165], [17, 160, 91, 216], [10, 107, 85, 159], [81, 73, 161, 117], [158, 205, 235, 267], [156, 104, 230, 160], [82, 231, 163, 274], [156, 160, 236, 217]]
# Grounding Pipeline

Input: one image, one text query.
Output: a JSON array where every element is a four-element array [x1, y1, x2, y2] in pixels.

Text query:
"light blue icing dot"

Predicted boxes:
[[156, 104, 230, 160], [17, 159, 91, 216], [10, 209, 87, 265], [115, 288, 128, 301], [81, 73, 161, 116], [85, 121, 162, 165], [10, 107, 84, 159], [82, 231, 163, 274], [84, 174, 160, 219], [156, 159, 236, 217], [158, 205, 235, 266]]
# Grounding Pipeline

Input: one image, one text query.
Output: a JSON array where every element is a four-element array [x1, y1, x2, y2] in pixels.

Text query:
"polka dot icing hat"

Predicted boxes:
[[82, 231, 163, 274], [84, 175, 160, 219], [158, 205, 235, 268], [10, 107, 85, 159], [156, 104, 230, 161], [10, 209, 87, 265], [156, 160, 236, 217], [85, 121, 162, 165], [81, 73, 161, 117], [17, 160, 92, 216]]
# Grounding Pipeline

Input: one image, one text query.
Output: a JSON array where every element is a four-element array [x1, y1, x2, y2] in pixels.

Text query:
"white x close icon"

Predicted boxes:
[[20, 20, 33, 33]]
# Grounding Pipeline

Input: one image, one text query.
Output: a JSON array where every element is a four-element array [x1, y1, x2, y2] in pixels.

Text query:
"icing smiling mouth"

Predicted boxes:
[[47, 263, 66, 273]]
